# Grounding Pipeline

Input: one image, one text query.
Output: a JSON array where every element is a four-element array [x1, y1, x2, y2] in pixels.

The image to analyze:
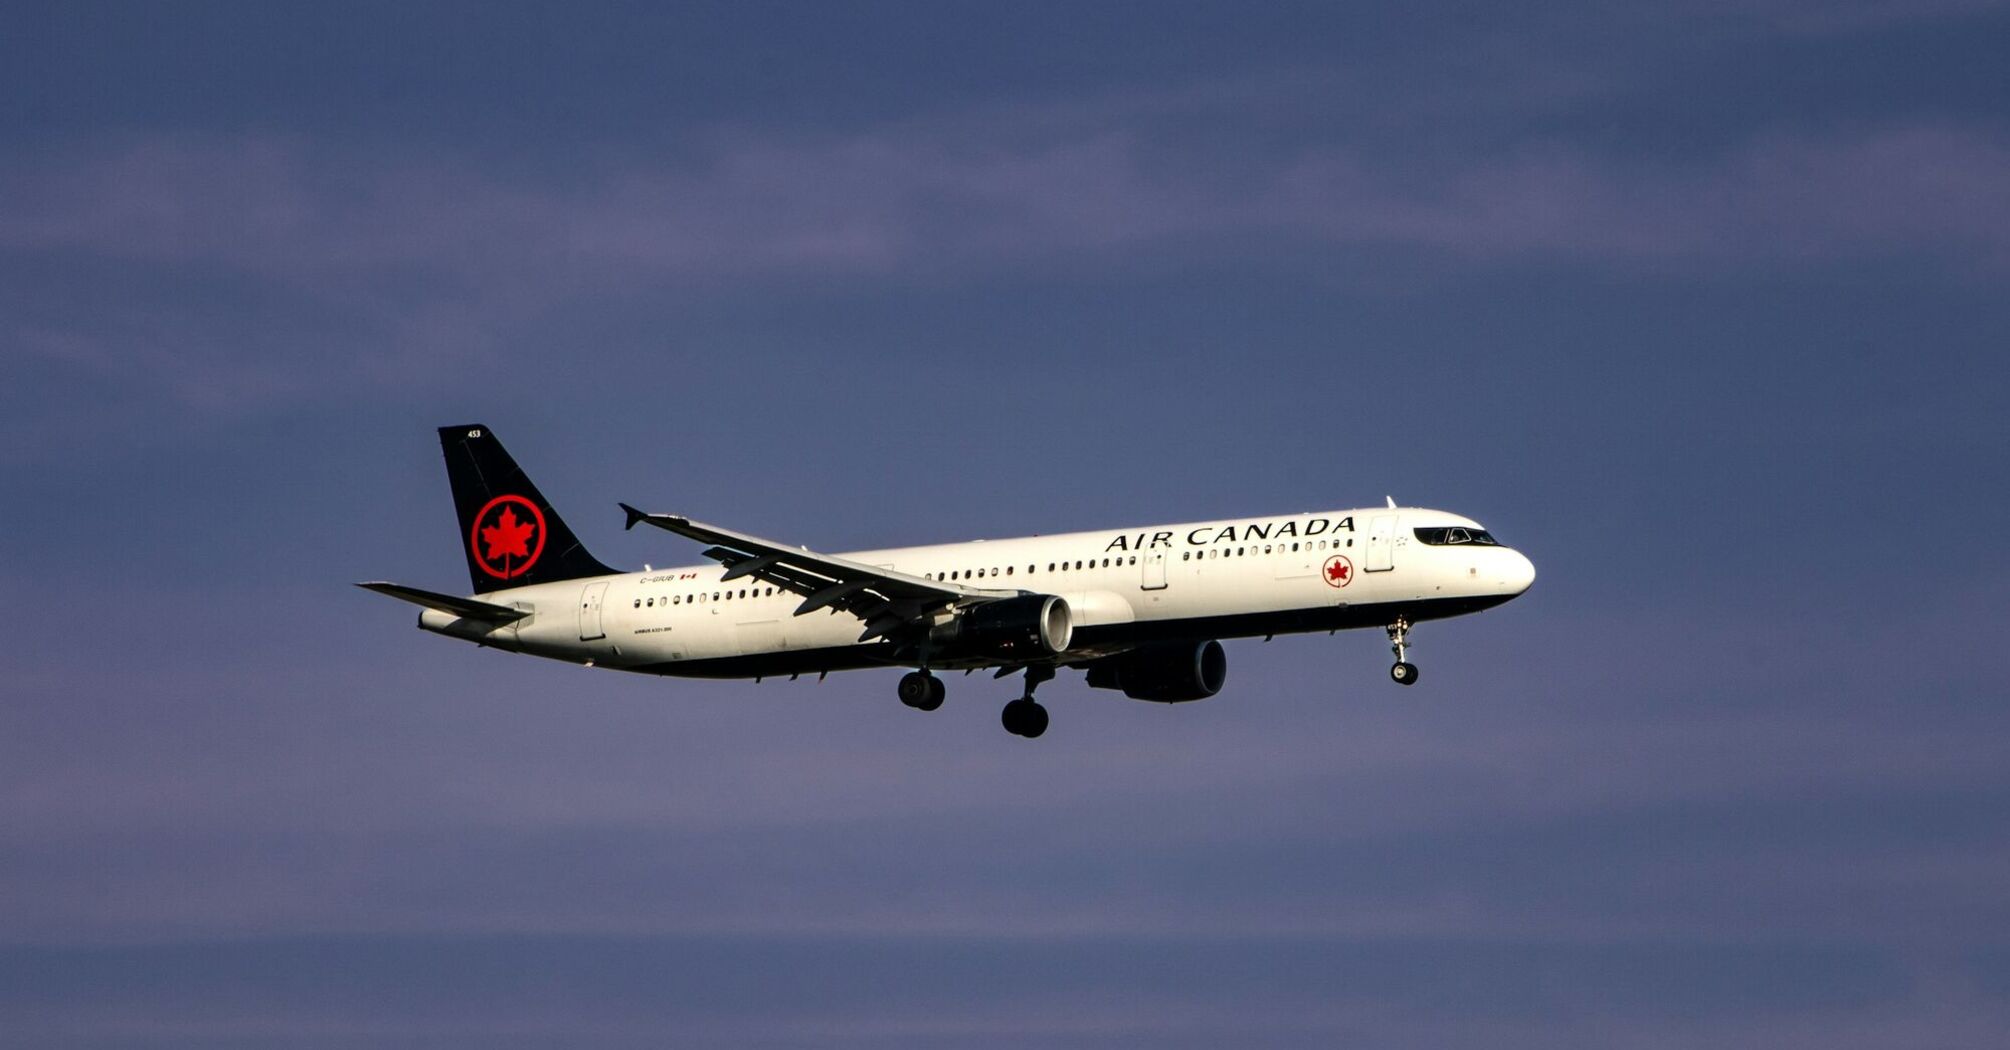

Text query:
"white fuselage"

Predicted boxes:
[[425, 506, 1534, 678]]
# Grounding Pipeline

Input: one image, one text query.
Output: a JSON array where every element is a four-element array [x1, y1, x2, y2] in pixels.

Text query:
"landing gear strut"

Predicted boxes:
[[1387, 617, 1419, 686], [1001, 665, 1053, 738], [898, 670, 945, 711]]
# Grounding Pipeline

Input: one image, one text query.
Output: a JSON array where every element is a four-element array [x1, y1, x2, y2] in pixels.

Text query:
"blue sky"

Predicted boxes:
[[4, 2, 2009, 1046]]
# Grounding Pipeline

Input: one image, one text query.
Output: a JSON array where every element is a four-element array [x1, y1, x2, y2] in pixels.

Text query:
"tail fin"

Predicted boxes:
[[438, 424, 617, 592]]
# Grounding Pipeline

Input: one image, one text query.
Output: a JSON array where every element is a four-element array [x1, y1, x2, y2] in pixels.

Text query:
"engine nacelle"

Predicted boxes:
[[1084, 640, 1227, 703], [938, 595, 1073, 660]]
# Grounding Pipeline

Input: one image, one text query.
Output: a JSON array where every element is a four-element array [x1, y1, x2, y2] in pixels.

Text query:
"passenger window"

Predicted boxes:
[[1006, 566, 1014, 575], [633, 599, 641, 608]]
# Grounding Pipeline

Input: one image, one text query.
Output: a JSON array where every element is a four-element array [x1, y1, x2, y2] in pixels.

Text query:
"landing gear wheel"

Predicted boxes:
[[1001, 698, 1049, 738], [898, 671, 944, 711], [1385, 617, 1418, 687]]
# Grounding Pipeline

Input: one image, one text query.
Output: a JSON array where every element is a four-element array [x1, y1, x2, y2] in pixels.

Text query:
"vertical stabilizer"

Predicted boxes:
[[438, 424, 617, 592]]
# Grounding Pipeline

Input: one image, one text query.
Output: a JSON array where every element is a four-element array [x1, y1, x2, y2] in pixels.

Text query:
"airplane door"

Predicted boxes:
[[1141, 551, 1168, 591], [1274, 542, 1315, 579], [1364, 515, 1397, 572], [578, 581, 609, 641], [734, 619, 786, 655]]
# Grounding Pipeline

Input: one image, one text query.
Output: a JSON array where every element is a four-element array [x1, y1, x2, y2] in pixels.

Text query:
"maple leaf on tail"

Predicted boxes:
[[482, 507, 536, 563]]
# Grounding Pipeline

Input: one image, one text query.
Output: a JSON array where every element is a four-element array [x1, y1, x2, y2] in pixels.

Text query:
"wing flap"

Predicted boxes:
[[620, 503, 981, 640]]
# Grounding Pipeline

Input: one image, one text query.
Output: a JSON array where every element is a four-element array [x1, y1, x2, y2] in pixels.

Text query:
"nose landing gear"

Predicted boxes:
[[1387, 617, 1419, 686], [1001, 665, 1054, 738]]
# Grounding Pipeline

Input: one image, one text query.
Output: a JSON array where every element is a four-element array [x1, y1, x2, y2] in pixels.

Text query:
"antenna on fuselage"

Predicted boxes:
[[1386, 495, 1397, 508]]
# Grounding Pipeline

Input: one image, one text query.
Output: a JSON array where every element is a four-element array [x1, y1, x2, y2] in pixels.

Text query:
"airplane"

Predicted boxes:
[[361, 425, 1535, 738]]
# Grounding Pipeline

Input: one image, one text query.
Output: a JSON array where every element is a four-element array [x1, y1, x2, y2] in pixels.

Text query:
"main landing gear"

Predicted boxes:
[[897, 670, 946, 711], [900, 665, 1053, 737], [1387, 617, 1420, 686], [1001, 665, 1053, 739]]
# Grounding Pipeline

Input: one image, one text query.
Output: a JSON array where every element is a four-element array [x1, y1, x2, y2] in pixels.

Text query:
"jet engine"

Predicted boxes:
[[936, 595, 1073, 660], [1084, 639, 1227, 702]]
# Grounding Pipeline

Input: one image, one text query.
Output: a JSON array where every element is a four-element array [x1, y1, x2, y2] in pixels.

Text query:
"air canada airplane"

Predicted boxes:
[[362, 425, 1534, 738]]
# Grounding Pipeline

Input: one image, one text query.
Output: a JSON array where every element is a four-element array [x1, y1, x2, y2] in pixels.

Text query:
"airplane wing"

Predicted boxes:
[[619, 503, 988, 643], [356, 582, 529, 624]]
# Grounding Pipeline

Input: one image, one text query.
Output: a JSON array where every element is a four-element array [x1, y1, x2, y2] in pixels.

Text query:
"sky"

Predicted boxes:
[[3, 1, 2009, 1046]]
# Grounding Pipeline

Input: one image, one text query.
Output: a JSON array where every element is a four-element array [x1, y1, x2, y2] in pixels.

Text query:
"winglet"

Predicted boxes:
[[623, 505, 693, 533]]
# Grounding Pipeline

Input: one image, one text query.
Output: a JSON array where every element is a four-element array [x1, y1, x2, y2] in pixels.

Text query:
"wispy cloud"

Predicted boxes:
[[1702, 0, 2010, 34], [5, 114, 2005, 432], [8, 121, 2009, 284]]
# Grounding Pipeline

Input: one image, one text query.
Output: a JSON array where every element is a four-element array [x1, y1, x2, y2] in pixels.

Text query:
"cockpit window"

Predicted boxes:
[[1414, 526, 1500, 546]]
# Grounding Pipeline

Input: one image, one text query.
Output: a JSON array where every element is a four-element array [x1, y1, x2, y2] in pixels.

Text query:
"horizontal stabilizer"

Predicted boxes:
[[356, 582, 528, 624]]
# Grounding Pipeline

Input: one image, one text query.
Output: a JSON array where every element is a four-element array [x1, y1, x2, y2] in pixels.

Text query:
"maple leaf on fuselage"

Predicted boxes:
[[482, 507, 535, 563]]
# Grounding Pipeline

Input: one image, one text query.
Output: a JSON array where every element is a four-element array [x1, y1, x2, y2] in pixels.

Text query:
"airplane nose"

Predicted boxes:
[[1507, 549, 1535, 594]]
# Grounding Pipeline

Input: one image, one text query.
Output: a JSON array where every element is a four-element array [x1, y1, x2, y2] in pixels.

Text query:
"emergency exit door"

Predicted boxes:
[[1141, 550, 1167, 590], [578, 580, 609, 640]]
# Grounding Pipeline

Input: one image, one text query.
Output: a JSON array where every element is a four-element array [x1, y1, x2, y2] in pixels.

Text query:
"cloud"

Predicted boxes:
[[6, 119, 2008, 286], [4, 114, 2005, 450], [1275, 126, 2010, 265], [1700, 0, 2010, 34]]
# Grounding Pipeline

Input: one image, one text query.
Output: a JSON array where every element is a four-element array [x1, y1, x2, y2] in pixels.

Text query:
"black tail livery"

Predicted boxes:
[[439, 424, 616, 592]]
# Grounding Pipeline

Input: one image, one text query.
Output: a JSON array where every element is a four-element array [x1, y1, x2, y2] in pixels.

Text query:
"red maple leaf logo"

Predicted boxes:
[[469, 495, 547, 579], [481, 506, 536, 563], [1327, 560, 1349, 582], [1323, 555, 1352, 587]]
